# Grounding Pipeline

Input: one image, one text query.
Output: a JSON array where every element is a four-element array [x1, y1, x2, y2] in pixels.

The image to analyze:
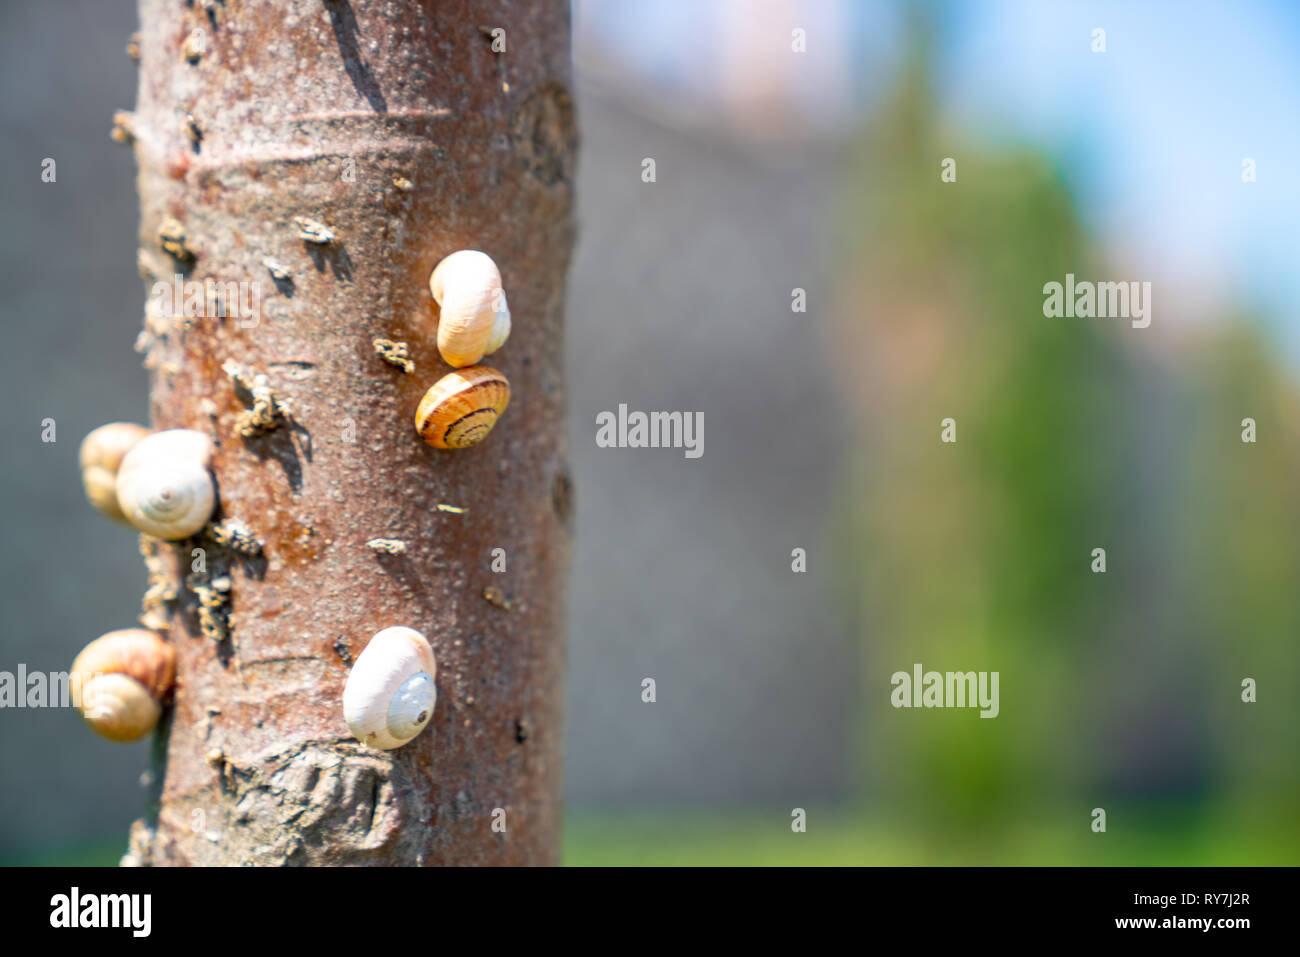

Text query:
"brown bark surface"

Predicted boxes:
[[123, 0, 575, 865]]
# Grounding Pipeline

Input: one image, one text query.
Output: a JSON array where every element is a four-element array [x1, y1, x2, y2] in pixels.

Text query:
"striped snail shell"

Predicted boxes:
[[415, 366, 511, 450], [428, 250, 511, 368], [343, 626, 437, 750], [71, 628, 175, 742], [115, 429, 216, 540]]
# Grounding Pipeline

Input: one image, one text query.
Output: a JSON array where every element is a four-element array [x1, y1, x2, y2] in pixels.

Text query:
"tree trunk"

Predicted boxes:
[[122, 0, 575, 865]]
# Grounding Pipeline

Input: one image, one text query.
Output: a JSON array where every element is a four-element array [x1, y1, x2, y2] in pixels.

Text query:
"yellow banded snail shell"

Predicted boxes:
[[428, 249, 511, 368], [415, 366, 510, 449], [79, 422, 152, 523], [343, 626, 437, 750], [115, 428, 216, 540], [71, 629, 175, 742]]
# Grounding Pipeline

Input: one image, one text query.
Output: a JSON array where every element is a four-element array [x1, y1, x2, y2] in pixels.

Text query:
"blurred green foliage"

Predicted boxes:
[[828, 22, 1300, 861], [8, 807, 1298, 866], [562, 809, 1299, 866]]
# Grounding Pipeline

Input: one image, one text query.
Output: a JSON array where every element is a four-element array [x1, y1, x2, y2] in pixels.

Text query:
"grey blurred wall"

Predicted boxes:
[[563, 81, 852, 806], [1, 0, 156, 860], [0, 0, 853, 860]]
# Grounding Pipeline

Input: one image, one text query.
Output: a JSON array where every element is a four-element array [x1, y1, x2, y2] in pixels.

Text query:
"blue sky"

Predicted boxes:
[[577, 0, 1300, 354], [934, 0, 1300, 346]]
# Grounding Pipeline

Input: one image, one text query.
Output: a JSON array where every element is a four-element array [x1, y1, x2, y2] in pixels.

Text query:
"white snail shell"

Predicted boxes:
[[115, 428, 216, 540], [80, 422, 152, 523], [429, 249, 511, 368], [71, 628, 175, 742], [343, 626, 437, 750]]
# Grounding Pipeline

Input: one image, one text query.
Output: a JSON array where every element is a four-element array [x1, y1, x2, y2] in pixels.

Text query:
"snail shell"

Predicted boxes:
[[80, 422, 151, 523], [71, 628, 175, 742], [343, 626, 437, 750], [415, 366, 511, 450], [115, 428, 216, 540], [429, 250, 511, 368]]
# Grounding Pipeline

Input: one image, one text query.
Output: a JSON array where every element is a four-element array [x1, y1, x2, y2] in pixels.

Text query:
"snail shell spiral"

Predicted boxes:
[[115, 429, 216, 540], [343, 626, 438, 750], [414, 366, 511, 450], [71, 628, 175, 742]]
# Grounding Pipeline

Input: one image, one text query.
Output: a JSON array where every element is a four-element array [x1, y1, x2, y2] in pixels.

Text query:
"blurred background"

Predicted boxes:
[[2, 0, 1297, 864]]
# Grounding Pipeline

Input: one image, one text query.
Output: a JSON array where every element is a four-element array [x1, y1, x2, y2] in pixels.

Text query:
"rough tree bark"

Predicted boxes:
[[121, 0, 575, 865]]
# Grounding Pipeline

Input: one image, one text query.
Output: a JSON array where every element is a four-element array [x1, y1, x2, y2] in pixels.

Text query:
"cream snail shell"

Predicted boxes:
[[80, 422, 152, 523], [415, 366, 510, 450], [71, 629, 175, 742], [115, 428, 216, 540], [429, 249, 511, 368], [343, 626, 437, 750]]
